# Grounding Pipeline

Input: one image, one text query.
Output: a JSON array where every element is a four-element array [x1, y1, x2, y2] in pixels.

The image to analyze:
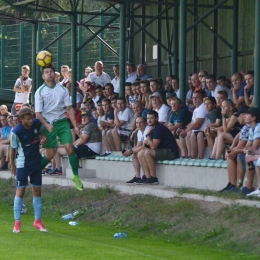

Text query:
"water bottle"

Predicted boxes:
[[62, 211, 79, 220], [69, 221, 79, 226], [246, 150, 255, 170], [237, 179, 243, 190], [114, 232, 127, 238]]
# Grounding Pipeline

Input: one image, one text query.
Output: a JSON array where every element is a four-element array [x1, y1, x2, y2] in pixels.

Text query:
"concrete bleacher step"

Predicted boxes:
[[66, 168, 96, 179]]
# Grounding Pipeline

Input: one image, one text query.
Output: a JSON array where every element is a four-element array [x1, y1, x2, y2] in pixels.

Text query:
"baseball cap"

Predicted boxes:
[[233, 105, 249, 117], [150, 92, 162, 99], [15, 104, 22, 110], [244, 107, 260, 119], [80, 111, 92, 117], [84, 98, 94, 104], [86, 85, 95, 92], [166, 92, 176, 99]]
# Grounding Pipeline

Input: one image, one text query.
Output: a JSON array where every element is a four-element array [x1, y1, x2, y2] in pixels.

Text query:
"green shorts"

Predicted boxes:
[[42, 118, 73, 148], [155, 149, 177, 161]]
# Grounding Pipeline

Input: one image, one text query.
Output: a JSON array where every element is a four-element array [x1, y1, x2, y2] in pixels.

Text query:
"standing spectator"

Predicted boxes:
[[231, 72, 246, 109], [150, 92, 170, 124], [0, 104, 11, 116], [135, 110, 179, 184], [123, 116, 150, 183], [111, 64, 120, 94], [243, 70, 254, 108], [0, 114, 12, 170], [179, 90, 207, 159], [35, 64, 83, 191], [54, 72, 61, 83], [86, 61, 111, 87], [12, 65, 32, 115], [165, 75, 175, 92], [126, 63, 137, 83], [107, 97, 134, 151], [105, 83, 118, 100], [79, 66, 93, 89], [136, 64, 150, 80]]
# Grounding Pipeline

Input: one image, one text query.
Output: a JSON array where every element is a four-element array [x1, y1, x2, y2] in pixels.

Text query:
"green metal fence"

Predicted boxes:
[[0, 13, 120, 90]]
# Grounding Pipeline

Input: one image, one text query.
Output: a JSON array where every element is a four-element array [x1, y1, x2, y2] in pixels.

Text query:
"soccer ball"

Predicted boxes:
[[36, 50, 52, 67], [21, 204, 27, 214]]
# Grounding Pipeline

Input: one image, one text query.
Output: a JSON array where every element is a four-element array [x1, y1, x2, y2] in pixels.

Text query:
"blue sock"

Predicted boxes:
[[33, 196, 42, 220], [14, 196, 23, 220]]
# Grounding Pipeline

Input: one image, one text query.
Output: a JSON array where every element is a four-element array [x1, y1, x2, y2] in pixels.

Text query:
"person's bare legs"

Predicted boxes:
[[211, 136, 218, 159], [197, 132, 206, 159], [215, 132, 233, 159], [191, 132, 198, 158], [132, 153, 141, 178], [106, 129, 117, 151], [54, 147, 66, 170], [102, 130, 112, 151], [137, 149, 150, 178], [111, 128, 122, 151], [176, 138, 188, 157], [0, 144, 4, 162], [245, 165, 255, 190], [236, 158, 245, 185], [255, 166, 260, 187], [144, 149, 156, 177], [185, 131, 192, 157], [206, 132, 216, 154], [227, 157, 237, 185]]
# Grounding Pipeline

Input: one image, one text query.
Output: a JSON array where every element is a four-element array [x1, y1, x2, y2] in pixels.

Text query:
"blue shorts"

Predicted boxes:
[[237, 154, 246, 172], [16, 167, 42, 188]]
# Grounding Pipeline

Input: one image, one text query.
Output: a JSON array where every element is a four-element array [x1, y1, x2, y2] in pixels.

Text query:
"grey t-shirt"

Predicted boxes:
[[82, 122, 102, 143], [206, 109, 217, 125]]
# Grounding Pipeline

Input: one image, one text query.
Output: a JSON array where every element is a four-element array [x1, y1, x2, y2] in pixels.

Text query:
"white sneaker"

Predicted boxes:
[[246, 188, 260, 197]]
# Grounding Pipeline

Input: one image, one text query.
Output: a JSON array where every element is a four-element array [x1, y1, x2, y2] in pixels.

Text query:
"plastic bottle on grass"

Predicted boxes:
[[62, 211, 79, 220], [114, 232, 127, 238], [69, 221, 79, 226]]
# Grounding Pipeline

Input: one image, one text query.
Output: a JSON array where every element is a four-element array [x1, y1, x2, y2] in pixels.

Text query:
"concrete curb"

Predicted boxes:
[[1, 171, 260, 208]]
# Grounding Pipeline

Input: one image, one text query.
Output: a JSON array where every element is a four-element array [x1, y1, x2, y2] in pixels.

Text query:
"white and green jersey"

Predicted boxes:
[[35, 83, 71, 124]]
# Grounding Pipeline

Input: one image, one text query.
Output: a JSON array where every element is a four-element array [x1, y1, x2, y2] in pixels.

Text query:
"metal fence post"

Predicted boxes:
[[78, 15, 82, 80], [37, 23, 42, 88], [19, 23, 24, 71], [71, 13, 77, 106], [99, 8, 104, 62], [57, 16, 62, 72], [31, 23, 37, 102], [1, 26, 5, 89]]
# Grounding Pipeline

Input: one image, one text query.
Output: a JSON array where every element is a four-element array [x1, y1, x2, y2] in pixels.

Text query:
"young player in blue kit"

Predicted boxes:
[[10, 107, 47, 233]]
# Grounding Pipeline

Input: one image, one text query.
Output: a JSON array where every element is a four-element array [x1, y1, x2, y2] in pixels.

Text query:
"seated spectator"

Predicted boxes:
[[165, 75, 175, 92], [55, 72, 61, 83], [206, 74, 232, 100], [73, 111, 102, 158], [123, 116, 150, 183], [86, 61, 111, 86], [80, 98, 97, 124], [136, 64, 150, 80], [168, 98, 192, 158], [238, 108, 260, 195], [186, 74, 195, 112], [201, 75, 211, 97], [210, 99, 240, 160], [140, 80, 150, 108], [203, 97, 218, 154], [165, 93, 177, 125], [100, 99, 115, 156], [150, 92, 170, 124], [96, 104, 105, 129], [125, 82, 138, 108], [105, 83, 118, 100], [95, 85, 106, 105], [171, 77, 180, 98], [79, 66, 93, 89], [0, 114, 12, 170], [7, 115, 15, 128], [126, 63, 137, 83], [111, 96, 118, 110], [133, 110, 179, 185], [111, 64, 120, 94], [65, 82, 83, 111], [86, 84, 99, 106], [148, 79, 166, 109], [13, 114, 20, 126], [106, 97, 134, 151], [179, 90, 207, 159], [133, 82, 142, 102], [219, 106, 250, 193], [231, 72, 246, 109], [243, 70, 254, 108], [198, 70, 208, 85], [216, 75, 227, 88], [191, 73, 201, 92], [0, 104, 11, 116]]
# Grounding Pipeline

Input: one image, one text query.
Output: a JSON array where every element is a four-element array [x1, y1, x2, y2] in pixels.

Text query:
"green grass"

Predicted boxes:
[[0, 205, 256, 260]]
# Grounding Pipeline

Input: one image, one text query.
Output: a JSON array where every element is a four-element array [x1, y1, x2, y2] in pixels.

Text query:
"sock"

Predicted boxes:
[[14, 196, 23, 220], [33, 196, 42, 220], [41, 156, 50, 169], [68, 153, 79, 176]]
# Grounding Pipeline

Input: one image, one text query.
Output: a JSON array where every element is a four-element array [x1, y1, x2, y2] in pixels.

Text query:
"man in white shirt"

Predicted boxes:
[[34, 64, 83, 191], [111, 64, 120, 94], [60, 65, 70, 86], [106, 97, 134, 151], [206, 74, 232, 100], [86, 61, 111, 87], [179, 90, 207, 158], [150, 92, 170, 124], [12, 65, 32, 115], [126, 63, 137, 84], [123, 116, 150, 183], [171, 77, 180, 98]]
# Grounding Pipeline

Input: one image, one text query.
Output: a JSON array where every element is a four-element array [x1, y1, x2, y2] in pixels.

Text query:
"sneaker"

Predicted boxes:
[[225, 185, 238, 193], [219, 182, 232, 192], [135, 175, 147, 185], [42, 169, 51, 175], [100, 152, 111, 157], [246, 188, 260, 197], [143, 176, 159, 185], [72, 175, 84, 191], [13, 220, 21, 233], [126, 176, 141, 184], [49, 168, 62, 176], [0, 162, 8, 171], [33, 219, 47, 232], [239, 186, 254, 195]]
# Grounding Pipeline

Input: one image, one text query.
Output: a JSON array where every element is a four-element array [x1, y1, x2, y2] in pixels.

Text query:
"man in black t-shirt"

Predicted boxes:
[[135, 110, 179, 185]]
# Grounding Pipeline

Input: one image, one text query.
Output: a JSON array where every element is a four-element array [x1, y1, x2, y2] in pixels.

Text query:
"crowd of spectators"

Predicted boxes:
[[1, 62, 260, 195]]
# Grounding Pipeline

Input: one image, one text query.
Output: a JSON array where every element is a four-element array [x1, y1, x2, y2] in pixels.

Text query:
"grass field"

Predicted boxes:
[[0, 178, 259, 259]]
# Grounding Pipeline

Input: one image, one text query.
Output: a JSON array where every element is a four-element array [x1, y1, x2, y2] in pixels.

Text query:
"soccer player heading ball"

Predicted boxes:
[[10, 107, 48, 233], [35, 63, 83, 191]]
